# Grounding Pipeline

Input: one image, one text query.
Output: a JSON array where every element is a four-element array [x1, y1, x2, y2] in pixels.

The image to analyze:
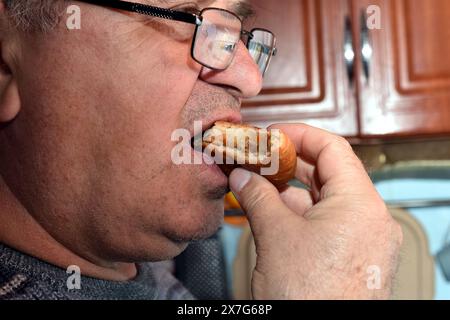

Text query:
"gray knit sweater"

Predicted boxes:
[[0, 244, 194, 300]]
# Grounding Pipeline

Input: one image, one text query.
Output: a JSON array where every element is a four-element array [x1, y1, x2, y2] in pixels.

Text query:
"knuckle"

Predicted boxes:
[[333, 136, 352, 151], [243, 186, 277, 215], [246, 189, 271, 210], [327, 137, 363, 169]]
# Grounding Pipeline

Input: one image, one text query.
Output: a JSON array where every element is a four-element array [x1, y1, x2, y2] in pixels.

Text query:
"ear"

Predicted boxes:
[[0, 52, 20, 123]]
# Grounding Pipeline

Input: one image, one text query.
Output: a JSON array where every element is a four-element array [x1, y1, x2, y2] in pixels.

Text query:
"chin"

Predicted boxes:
[[164, 201, 225, 243]]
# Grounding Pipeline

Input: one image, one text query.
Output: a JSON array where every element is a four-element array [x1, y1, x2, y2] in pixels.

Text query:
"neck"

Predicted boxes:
[[0, 176, 137, 281]]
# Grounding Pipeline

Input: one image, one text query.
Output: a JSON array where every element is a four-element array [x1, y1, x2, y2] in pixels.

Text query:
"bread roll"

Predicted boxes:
[[202, 121, 297, 187]]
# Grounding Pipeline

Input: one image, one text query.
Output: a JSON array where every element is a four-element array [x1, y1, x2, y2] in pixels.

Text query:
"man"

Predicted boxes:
[[0, 0, 402, 300]]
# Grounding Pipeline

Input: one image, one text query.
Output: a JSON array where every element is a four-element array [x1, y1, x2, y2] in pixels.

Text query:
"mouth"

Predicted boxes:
[[188, 112, 242, 185]]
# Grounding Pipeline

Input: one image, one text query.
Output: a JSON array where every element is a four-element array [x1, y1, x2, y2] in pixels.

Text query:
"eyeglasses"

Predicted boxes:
[[76, 0, 277, 76]]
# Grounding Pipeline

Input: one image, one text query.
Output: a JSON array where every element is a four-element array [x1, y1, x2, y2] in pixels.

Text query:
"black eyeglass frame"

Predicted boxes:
[[76, 0, 277, 73]]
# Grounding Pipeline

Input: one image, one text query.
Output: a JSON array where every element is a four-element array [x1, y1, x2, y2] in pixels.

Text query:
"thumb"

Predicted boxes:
[[229, 168, 292, 235]]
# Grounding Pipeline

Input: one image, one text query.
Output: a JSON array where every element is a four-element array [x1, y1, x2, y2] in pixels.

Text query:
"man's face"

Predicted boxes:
[[0, 0, 262, 263]]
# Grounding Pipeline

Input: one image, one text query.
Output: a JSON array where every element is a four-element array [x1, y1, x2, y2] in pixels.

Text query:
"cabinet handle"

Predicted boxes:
[[344, 16, 355, 86], [360, 10, 373, 82]]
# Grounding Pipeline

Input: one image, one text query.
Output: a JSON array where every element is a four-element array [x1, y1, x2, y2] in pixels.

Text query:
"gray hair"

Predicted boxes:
[[4, 0, 67, 32]]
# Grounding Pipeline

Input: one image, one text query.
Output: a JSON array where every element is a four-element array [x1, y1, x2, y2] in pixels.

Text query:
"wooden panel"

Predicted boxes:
[[242, 0, 358, 137], [356, 0, 450, 137]]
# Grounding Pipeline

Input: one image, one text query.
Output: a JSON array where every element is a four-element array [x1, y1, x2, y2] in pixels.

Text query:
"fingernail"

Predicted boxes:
[[229, 168, 252, 193]]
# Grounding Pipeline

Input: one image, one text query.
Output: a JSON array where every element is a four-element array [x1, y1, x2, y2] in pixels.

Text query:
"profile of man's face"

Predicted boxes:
[[0, 0, 262, 263]]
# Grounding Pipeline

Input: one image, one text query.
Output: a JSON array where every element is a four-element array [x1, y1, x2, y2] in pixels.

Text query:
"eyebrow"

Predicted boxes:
[[230, 1, 255, 20], [179, 0, 256, 20]]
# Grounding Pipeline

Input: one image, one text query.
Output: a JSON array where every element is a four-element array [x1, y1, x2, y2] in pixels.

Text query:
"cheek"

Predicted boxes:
[[92, 49, 201, 193]]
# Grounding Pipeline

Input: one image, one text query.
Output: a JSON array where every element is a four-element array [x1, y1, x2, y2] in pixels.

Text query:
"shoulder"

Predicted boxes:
[[0, 266, 69, 300]]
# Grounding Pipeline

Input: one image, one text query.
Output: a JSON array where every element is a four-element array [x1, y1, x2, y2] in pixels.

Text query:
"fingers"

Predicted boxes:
[[279, 186, 314, 216], [268, 123, 373, 196], [229, 168, 296, 235], [294, 156, 321, 201]]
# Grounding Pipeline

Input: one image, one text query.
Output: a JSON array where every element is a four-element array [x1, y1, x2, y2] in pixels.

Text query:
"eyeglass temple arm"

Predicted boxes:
[[77, 0, 202, 25], [241, 30, 254, 39]]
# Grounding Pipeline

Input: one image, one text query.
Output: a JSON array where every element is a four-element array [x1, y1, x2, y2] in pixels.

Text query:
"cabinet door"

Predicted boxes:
[[356, 0, 450, 137], [242, 0, 358, 137]]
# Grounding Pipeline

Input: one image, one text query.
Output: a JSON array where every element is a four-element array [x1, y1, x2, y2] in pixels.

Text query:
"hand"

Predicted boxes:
[[229, 124, 402, 300]]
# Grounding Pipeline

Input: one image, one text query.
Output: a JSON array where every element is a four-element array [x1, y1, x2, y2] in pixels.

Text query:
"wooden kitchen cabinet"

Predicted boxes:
[[355, 0, 450, 137], [242, 0, 358, 137], [244, 0, 450, 139]]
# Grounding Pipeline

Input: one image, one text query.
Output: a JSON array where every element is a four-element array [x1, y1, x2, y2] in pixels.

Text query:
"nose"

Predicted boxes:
[[199, 41, 263, 99]]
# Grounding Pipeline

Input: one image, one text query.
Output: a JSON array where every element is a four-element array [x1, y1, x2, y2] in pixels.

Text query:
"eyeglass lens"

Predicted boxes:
[[192, 9, 276, 74], [193, 9, 241, 70], [247, 29, 276, 75]]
